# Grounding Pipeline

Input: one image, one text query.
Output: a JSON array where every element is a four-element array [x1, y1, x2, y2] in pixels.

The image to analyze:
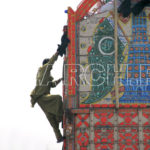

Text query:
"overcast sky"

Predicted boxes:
[[0, 0, 81, 150]]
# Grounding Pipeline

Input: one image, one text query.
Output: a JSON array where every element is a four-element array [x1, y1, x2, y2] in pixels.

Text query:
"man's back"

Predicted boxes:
[[30, 53, 58, 106]]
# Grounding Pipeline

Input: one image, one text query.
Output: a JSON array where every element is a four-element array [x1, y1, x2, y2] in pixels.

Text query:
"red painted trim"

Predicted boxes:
[[79, 104, 149, 108], [68, 7, 76, 98], [76, 0, 100, 21]]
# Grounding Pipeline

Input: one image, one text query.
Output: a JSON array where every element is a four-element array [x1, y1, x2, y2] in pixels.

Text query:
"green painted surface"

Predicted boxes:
[[81, 18, 125, 104]]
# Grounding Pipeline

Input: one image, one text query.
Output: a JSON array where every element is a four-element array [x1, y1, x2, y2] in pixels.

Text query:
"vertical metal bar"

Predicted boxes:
[[90, 109, 94, 150], [114, 108, 118, 150], [138, 108, 144, 150], [114, 0, 119, 108]]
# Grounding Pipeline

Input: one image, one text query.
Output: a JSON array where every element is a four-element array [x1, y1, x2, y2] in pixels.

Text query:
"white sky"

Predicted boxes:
[[0, 0, 81, 150]]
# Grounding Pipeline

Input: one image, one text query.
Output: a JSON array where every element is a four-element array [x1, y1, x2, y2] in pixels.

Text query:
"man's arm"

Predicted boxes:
[[44, 52, 59, 71], [50, 78, 62, 88]]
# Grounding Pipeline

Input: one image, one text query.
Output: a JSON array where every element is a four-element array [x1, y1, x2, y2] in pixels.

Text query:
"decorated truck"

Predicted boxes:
[[63, 0, 150, 149]]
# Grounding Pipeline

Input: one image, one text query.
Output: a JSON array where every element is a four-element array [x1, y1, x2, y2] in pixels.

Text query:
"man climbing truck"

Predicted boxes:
[[30, 52, 65, 143], [30, 26, 70, 143]]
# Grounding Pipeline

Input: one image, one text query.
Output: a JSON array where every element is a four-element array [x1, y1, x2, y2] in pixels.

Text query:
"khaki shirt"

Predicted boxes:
[[30, 53, 58, 106]]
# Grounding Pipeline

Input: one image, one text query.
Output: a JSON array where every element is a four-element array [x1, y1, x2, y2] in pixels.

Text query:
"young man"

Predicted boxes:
[[30, 52, 65, 143]]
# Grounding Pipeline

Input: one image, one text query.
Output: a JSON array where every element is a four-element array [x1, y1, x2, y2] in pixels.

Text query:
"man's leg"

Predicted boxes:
[[46, 113, 63, 141], [37, 94, 64, 142], [45, 94, 64, 122], [40, 94, 64, 117], [55, 95, 64, 123]]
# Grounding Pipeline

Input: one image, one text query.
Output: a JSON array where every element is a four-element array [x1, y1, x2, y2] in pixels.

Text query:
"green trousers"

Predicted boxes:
[[37, 94, 63, 140], [46, 113, 62, 140]]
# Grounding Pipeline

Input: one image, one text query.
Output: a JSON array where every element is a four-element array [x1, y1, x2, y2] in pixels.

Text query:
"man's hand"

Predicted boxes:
[[56, 78, 63, 85]]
